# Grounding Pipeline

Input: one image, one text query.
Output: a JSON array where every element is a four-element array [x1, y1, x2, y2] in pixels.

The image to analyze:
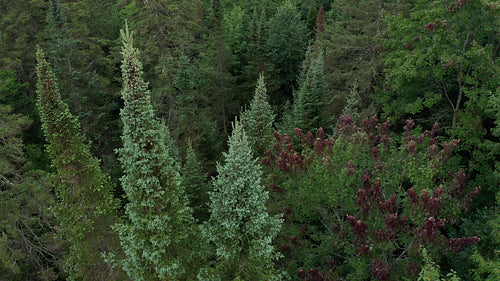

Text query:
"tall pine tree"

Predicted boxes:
[[199, 120, 282, 281], [35, 48, 122, 281], [112, 24, 196, 281]]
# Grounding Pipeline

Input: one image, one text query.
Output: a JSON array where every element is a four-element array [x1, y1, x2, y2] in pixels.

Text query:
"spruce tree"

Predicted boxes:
[[35, 48, 122, 281], [199, 120, 282, 281], [112, 24, 195, 281], [182, 142, 209, 223], [240, 73, 275, 156], [266, 1, 308, 100], [292, 48, 328, 133]]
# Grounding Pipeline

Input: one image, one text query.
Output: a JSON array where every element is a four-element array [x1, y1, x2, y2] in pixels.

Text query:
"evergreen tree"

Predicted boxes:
[[199, 120, 282, 281], [0, 104, 61, 280], [316, 0, 395, 119], [241, 73, 275, 156], [341, 84, 361, 123], [182, 142, 210, 223], [112, 24, 196, 281], [173, 53, 219, 160], [266, 1, 308, 102], [292, 47, 328, 133], [43, 0, 123, 185], [118, 0, 200, 119], [35, 48, 122, 281], [242, 7, 277, 103]]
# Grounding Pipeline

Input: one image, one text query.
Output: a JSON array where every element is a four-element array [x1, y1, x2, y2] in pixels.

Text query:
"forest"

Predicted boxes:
[[0, 0, 499, 280]]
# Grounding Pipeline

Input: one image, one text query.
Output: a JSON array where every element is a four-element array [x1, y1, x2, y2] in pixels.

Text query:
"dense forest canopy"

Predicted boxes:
[[0, 0, 499, 280]]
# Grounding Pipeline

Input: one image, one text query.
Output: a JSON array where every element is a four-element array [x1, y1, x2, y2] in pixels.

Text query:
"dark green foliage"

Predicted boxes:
[[266, 1, 308, 101], [291, 47, 328, 134], [316, 0, 395, 120], [112, 25, 197, 280], [241, 74, 275, 156], [0, 105, 61, 281], [173, 53, 220, 162], [0, 169, 61, 281], [36, 48, 122, 281], [469, 87, 500, 280], [117, 0, 200, 119], [182, 143, 210, 222], [200, 121, 283, 280], [43, 0, 123, 185], [380, 0, 499, 129]]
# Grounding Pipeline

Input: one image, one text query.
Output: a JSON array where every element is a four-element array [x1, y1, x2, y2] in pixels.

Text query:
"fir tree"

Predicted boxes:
[[112, 24, 196, 281], [341, 84, 361, 123], [182, 142, 209, 223], [199, 120, 282, 281], [292, 47, 328, 133], [35, 48, 122, 281], [266, 1, 308, 101], [241, 73, 275, 156]]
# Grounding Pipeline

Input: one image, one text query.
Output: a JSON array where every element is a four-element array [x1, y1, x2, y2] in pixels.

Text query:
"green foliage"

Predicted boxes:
[[470, 180, 500, 280], [380, 0, 499, 130], [291, 47, 328, 134], [42, 0, 123, 184], [2, 0, 499, 279], [183, 143, 210, 223], [341, 84, 361, 123], [0, 169, 60, 281], [112, 24, 197, 281], [200, 120, 283, 280], [267, 1, 308, 98], [173, 53, 220, 163], [118, 0, 200, 119], [317, 0, 393, 120], [0, 105, 61, 280], [264, 117, 482, 280], [379, 0, 500, 218], [240, 74, 275, 156], [222, 5, 246, 56], [419, 248, 461, 281], [36, 48, 122, 281], [0, 104, 31, 186]]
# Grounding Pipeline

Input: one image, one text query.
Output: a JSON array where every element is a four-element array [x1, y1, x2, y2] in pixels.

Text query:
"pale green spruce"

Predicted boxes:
[[199, 120, 283, 281], [113, 24, 196, 281]]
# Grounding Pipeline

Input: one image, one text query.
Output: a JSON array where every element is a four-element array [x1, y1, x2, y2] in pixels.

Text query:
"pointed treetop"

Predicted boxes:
[[120, 20, 135, 56]]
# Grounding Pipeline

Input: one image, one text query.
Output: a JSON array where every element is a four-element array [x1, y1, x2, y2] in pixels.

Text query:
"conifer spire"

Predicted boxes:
[[114, 23, 195, 281], [35, 47, 122, 281], [293, 48, 328, 133], [182, 142, 209, 222], [241, 73, 275, 155], [199, 120, 283, 280]]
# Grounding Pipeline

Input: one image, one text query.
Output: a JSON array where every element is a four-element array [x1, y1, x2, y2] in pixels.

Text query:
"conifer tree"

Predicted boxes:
[[266, 1, 308, 101], [173, 53, 216, 152], [199, 120, 282, 281], [292, 48, 328, 133], [241, 73, 275, 156], [35, 48, 122, 281], [182, 142, 209, 222], [113, 24, 195, 281]]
